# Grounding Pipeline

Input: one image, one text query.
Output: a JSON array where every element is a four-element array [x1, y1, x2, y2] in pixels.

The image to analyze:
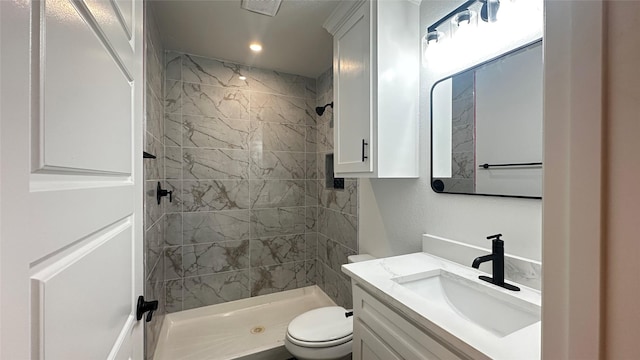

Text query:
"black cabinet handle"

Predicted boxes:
[[156, 182, 173, 205], [136, 295, 158, 322], [362, 139, 368, 162], [479, 162, 542, 169]]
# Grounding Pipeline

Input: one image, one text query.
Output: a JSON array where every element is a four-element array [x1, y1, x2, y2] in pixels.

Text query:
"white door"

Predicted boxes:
[[0, 0, 144, 358]]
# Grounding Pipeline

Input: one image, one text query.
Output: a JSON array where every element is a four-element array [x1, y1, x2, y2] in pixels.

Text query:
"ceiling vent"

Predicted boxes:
[[241, 0, 283, 17]]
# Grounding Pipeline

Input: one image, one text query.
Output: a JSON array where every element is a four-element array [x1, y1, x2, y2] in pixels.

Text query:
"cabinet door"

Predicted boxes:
[[333, 3, 373, 174], [353, 319, 403, 360], [353, 285, 471, 360]]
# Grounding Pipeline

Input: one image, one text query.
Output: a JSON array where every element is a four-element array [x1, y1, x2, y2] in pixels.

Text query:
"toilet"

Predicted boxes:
[[284, 306, 353, 360], [284, 254, 375, 360]]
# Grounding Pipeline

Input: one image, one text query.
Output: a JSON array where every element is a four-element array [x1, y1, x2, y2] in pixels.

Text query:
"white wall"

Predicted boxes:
[[541, 1, 640, 357], [359, 0, 543, 260], [541, 1, 603, 357], [603, 2, 640, 354]]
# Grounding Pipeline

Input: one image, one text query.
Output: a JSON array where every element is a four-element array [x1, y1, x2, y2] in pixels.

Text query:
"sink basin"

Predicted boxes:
[[392, 269, 540, 337]]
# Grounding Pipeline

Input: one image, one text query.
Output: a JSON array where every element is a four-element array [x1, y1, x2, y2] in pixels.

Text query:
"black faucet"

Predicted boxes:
[[471, 234, 520, 291]]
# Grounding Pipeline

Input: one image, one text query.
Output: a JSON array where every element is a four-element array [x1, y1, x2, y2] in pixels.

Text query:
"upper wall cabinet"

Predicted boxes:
[[324, 0, 420, 178]]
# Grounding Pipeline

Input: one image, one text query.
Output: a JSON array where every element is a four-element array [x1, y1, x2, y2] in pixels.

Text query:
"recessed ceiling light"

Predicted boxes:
[[249, 43, 262, 52], [239, 76, 247, 81]]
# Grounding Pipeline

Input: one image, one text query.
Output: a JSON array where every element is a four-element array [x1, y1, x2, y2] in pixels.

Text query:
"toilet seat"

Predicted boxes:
[[286, 332, 353, 348], [286, 306, 353, 349]]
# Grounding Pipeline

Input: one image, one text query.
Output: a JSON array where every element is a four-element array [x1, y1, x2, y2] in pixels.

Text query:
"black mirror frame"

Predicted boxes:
[[429, 38, 543, 200]]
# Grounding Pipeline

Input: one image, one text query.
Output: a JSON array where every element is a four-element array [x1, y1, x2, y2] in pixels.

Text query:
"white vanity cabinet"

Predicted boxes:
[[323, 0, 419, 178], [352, 284, 473, 360], [344, 253, 541, 359]]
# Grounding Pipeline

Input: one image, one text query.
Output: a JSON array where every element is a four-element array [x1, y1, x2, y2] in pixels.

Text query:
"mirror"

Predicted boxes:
[[430, 40, 543, 199]]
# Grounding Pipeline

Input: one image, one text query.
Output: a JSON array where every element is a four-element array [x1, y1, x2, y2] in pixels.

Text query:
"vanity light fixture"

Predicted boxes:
[[423, 0, 500, 48]]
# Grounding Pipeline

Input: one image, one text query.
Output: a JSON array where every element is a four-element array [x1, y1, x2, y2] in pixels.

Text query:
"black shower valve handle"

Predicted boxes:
[[136, 296, 158, 323], [156, 182, 173, 205]]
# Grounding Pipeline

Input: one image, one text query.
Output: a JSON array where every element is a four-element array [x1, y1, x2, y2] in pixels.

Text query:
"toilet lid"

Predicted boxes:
[[287, 306, 353, 343]]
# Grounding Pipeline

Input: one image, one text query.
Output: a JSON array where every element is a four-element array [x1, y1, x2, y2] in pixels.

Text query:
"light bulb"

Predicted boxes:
[[422, 30, 444, 67], [451, 10, 477, 41], [249, 43, 262, 52]]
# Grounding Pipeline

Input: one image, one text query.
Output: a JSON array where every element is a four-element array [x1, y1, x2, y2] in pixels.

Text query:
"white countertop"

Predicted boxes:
[[342, 252, 541, 360]]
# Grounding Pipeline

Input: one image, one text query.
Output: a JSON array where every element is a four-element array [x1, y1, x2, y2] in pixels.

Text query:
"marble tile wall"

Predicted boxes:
[[315, 68, 359, 309], [450, 71, 475, 193], [143, 3, 166, 359], [162, 52, 319, 312]]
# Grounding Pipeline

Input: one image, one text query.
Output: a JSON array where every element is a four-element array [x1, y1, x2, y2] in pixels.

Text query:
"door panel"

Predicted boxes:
[[40, 0, 132, 174], [0, 0, 144, 358], [31, 218, 133, 359]]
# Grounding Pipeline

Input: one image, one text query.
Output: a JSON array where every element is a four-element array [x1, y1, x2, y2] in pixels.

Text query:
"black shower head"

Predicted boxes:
[[315, 102, 333, 116]]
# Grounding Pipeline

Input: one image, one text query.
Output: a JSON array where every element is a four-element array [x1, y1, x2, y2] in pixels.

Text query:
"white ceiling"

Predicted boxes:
[[152, 0, 341, 78]]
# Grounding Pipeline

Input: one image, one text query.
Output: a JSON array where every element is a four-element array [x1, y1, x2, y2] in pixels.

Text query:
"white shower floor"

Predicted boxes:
[[154, 286, 336, 360]]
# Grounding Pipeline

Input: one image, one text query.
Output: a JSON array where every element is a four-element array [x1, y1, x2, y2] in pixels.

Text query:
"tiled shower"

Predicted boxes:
[[143, 3, 167, 358], [143, 7, 359, 358], [162, 51, 319, 311]]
